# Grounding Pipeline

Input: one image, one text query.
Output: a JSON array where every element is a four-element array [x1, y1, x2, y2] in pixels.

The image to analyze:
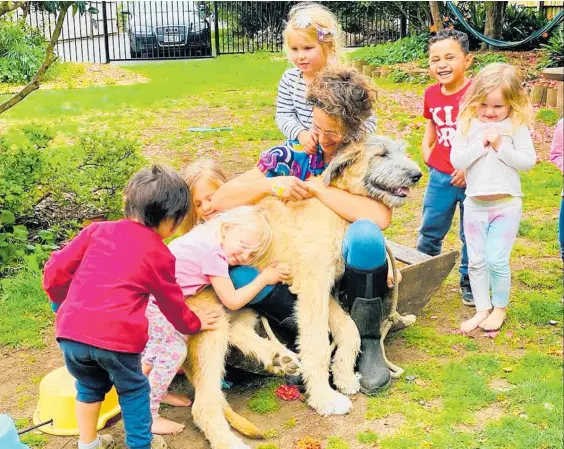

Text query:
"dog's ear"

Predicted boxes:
[[323, 147, 362, 186]]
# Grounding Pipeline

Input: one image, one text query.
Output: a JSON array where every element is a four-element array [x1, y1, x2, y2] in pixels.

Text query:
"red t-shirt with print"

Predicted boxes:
[[423, 81, 471, 175]]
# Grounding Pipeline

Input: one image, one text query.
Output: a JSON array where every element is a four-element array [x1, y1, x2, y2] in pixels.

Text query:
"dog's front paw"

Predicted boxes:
[[333, 371, 361, 395], [308, 388, 352, 416], [267, 349, 302, 376]]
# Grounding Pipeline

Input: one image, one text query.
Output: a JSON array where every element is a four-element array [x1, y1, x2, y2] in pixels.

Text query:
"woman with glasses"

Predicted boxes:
[[211, 67, 394, 395]]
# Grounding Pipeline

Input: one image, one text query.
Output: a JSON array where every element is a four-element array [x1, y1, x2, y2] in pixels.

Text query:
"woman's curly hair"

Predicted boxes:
[[307, 66, 377, 142]]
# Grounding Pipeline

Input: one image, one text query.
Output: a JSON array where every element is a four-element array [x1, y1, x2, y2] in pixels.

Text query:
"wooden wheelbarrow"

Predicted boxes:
[[226, 242, 459, 375]]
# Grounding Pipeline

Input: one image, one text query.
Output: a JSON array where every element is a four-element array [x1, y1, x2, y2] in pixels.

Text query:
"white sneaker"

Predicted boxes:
[[80, 435, 113, 449], [99, 435, 115, 449]]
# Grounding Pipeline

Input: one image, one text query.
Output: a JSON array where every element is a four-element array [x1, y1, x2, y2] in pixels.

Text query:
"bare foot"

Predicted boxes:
[[162, 392, 192, 407], [460, 310, 490, 333], [479, 307, 506, 331], [151, 416, 185, 435]]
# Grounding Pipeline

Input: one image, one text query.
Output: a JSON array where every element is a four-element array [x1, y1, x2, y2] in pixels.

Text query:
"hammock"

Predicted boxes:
[[447, 1, 564, 48]]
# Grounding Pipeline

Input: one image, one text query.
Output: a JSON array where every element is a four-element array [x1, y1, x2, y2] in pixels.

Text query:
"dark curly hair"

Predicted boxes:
[[429, 29, 470, 55], [307, 66, 377, 142]]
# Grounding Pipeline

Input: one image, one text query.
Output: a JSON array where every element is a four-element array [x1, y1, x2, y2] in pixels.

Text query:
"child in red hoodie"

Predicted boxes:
[[43, 165, 220, 449]]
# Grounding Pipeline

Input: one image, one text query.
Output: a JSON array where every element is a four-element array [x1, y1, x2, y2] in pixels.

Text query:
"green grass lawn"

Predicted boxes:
[[1, 54, 562, 449]]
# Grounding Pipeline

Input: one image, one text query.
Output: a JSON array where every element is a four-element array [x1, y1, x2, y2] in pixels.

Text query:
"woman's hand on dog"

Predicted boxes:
[[194, 307, 223, 331], [260, 262, 292, 285], [271, 177, 312, 202]]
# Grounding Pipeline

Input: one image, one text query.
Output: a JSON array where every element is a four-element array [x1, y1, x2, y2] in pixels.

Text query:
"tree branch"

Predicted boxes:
[[0, 1, 25, 18], [0, 3, 70, 115]]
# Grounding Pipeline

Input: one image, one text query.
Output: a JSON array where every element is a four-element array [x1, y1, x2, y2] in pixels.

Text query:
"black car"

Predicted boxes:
[[122, 1, 212, 58]]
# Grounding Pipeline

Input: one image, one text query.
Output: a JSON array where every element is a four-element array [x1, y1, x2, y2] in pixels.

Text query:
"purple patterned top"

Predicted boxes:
[[257, 140, 326, 180]]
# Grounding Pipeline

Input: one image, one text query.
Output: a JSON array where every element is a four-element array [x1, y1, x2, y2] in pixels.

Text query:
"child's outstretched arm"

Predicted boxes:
[[43, 224, 93, 307], [495, 125, 536, 171], [421, 120, 437, 164], [275, 72, 307, 141], [210, 262, 291, 311], [451, 127, 488, 170]]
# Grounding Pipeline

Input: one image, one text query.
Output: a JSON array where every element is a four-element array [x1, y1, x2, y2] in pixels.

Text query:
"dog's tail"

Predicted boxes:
[[223, 404, 265, 439]]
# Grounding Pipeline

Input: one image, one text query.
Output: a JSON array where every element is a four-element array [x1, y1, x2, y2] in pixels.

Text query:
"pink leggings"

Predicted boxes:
[[142, 300, 188, 417]]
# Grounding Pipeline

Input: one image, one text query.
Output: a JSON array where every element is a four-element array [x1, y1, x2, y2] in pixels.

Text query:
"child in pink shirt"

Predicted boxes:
[[549, 118, 563, 260], [142, 205, 290, 434]]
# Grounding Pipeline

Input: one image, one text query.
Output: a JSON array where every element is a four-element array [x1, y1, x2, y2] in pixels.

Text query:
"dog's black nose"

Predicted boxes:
[[410, 171, 422, 183]]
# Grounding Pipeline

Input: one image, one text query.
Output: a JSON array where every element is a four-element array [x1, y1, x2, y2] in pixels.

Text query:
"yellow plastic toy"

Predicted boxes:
[[33, 366, 121, 436]]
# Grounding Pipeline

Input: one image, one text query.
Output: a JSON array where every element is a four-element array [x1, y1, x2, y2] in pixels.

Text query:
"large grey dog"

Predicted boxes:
[[182, 135, 423, 449]]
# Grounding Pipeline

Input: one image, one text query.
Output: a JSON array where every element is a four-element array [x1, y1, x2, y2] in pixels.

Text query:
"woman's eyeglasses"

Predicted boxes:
[[312, 123, 344, 141]]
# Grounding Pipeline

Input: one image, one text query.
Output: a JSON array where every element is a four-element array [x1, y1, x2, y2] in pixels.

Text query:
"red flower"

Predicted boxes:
[[275, 384, 301, 401]]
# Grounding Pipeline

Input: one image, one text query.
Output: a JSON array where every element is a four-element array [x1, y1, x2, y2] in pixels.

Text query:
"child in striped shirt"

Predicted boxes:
[[275, 2, 377, 154]]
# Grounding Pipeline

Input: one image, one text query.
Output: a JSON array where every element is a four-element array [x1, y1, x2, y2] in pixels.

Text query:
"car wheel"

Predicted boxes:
[[130, 48, 141, 58]]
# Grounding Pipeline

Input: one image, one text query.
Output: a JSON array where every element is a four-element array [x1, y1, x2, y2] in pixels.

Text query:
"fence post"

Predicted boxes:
[[400, 15, 407, 38], [101, 1, 110, 63], [213, 1, 220, 56]]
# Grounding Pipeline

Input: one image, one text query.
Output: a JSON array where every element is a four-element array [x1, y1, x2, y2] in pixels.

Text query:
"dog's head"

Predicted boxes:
[[323, 135, 422, 208]]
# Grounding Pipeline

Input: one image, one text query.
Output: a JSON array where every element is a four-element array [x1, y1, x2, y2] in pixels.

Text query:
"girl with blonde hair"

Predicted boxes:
[[451, 63, 536, 333], [179, 159, 228, 234], [276, 2, 376, 154]]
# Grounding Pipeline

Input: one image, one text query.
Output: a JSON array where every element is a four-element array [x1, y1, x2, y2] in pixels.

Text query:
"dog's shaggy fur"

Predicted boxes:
[[182, 136, 422, 449]]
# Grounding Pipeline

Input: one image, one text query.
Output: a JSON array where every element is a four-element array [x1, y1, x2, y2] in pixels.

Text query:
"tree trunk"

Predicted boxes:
[[22, 2, 30, 20], [482, 1, 505, 50], [429, 1, 443, 32], [0, 4, 70, 115]]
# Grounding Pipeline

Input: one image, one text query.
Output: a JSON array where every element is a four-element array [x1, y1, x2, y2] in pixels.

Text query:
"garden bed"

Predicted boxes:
[[0, 62, 149, 95]]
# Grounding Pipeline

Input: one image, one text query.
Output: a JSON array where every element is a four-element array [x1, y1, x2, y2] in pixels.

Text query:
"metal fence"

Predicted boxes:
[[15, 1, 213, 62], [10, 1, 563, 63], [213, 1, 406, 55], [13, 1, 408, 63]]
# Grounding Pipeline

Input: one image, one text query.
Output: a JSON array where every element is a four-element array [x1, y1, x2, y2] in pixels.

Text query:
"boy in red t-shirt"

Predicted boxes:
[[416, 30, 475, 306], [43, 166, 221, 449]]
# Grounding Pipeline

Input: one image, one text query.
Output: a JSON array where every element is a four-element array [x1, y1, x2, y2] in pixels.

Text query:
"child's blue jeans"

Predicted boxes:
[[59, 339, 152, 449], [230, 219, 387, 302], [417, 167, 468, 275]]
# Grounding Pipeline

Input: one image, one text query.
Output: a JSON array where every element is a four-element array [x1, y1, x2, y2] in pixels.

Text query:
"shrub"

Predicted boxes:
[[0, 125, 146, 274], [45, 132, 146, 220], [0, 125, 51, 222], [541, 25, 564, 68], [388, 68, 429, 85], [350, 34, 430, 66], [0, 19, 47, 83]]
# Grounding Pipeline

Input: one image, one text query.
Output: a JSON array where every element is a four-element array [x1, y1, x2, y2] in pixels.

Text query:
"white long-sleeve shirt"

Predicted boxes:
[[275, 68, 377, 140], [450, 118, 536, 198]]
